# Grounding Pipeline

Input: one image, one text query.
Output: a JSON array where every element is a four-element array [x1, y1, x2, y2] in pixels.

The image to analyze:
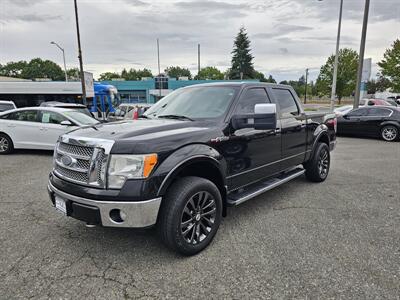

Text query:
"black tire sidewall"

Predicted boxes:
[[381, 125, 398, 142], [160, 177, 222, 255], [305, 143, 330, 182]]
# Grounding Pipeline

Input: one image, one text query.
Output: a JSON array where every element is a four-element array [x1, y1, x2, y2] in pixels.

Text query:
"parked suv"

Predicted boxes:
[[47, 83, 336, 255]]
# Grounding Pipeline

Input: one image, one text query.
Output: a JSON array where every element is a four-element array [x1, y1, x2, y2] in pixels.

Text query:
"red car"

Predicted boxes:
[[360, 99, 393, 106]]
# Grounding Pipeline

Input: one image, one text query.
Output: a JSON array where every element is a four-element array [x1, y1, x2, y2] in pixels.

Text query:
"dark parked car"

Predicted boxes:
[[337, 106, 400, 141], [47, 82, 336, 255]]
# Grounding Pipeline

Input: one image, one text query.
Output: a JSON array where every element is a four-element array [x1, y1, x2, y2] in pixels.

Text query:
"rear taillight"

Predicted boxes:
[[326, 118, 337, 133]]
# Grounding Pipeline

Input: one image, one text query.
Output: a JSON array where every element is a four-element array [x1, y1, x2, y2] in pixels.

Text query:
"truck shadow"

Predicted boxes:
[[9, 149, 54, 156], [63, 177, 309, 261]]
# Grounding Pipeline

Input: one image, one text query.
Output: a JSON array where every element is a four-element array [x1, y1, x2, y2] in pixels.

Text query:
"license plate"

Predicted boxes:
[[55, 196, 67, 215]]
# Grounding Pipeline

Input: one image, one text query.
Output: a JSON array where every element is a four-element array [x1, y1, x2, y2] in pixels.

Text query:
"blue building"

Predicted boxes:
[[100, 78, 259, 104]]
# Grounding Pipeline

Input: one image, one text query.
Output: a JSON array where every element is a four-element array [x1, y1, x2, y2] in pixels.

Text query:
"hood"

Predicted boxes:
[[65, 118, 222, 154]]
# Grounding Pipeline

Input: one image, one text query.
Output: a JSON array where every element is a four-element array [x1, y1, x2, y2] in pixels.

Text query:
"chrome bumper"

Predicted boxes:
[[48, 181, 161, 228]]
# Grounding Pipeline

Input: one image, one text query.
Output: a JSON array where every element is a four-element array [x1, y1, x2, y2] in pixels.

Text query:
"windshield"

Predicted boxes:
[[63, 111, 99, 125], [144, 86, 238, 119]]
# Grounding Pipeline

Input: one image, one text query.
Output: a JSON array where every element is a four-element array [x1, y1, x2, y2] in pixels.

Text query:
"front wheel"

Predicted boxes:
[[381, 125, 398, 142], [157, 176, 222, 256], [304, 142, 330, 182]]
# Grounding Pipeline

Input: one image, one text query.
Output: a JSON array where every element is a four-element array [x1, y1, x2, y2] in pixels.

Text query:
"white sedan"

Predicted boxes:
[[0, 107, 99, 154]]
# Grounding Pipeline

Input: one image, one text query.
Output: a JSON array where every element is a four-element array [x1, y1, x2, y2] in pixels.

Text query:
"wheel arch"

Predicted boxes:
[[308, 127, 330, 160], [157, 155, 228, 217]]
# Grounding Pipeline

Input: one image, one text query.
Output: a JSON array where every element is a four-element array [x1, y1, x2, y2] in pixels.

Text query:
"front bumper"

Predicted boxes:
[[48, 181, 162, 228]]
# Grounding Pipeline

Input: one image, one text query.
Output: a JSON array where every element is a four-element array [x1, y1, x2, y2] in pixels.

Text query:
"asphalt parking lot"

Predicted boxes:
[[0, 137, 399, 299]]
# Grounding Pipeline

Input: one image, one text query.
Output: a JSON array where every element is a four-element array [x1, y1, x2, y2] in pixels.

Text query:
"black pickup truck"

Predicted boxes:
[[48, 82, 336, 255]]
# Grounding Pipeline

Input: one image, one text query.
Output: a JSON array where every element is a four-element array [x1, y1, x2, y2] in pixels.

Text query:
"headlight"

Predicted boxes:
[[107, 154, 157, 189]]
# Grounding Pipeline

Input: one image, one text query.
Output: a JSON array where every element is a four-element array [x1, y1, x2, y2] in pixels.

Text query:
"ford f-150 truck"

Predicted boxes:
[[48, 82, 336, 255]]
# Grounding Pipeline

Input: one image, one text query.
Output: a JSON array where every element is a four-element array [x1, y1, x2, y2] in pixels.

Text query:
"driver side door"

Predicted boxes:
[[226, 87, 281, 190]]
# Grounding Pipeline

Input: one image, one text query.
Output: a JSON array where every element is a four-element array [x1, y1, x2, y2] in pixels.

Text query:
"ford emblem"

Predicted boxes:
[[61, 155, 75, 167]]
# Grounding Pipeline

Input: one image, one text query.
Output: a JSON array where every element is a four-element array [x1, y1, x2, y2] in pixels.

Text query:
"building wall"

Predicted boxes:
[[100, 79, 259, 104]]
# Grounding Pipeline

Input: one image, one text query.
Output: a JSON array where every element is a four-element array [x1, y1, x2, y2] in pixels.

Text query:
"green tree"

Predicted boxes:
[[165, 66, 192, 80], [66, 68, 80, 81], [98, 72, 121, 81], [0, 60, 28, 77], [195, 66, 224, 80], [253, 71, 265, 81], [265, 75, 277, 83], [316, 48, 358, 103], [378, 39, 400, 92], [20, 58, 65, 81], [229, 27, 255, 79]]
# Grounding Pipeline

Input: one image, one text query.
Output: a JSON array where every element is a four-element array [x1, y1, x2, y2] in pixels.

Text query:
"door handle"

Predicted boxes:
[[7, 124, 16, 128]]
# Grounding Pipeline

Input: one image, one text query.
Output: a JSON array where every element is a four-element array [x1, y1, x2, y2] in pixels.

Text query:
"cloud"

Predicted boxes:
[[1, 14, 62, 23], [279, 48, 289, 54], [2, 0, 48, 6], [120, 0, 149, 6], [253, 23, 313, 40]]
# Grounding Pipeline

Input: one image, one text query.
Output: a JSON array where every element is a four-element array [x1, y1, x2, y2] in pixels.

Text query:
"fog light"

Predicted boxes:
[[109, 209, 125, 223]]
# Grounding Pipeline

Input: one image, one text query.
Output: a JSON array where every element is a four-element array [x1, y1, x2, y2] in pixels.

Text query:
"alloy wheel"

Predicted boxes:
[[317, 148, 329, 178], [382, 126, 397, 141], [0, 137, 9, 152], [180, 191, 217, 245]]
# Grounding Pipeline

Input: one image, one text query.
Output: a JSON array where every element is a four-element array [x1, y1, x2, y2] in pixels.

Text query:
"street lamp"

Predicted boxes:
[[318, 0, 343, 111], [50, 41, 68, 82]]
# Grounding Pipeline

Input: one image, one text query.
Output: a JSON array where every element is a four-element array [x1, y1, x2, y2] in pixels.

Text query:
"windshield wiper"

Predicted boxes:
[[157, 114, 194, 121]]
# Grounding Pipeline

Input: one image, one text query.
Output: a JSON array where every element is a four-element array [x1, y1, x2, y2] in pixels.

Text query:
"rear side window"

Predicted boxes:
[[272, 89, 299, 117], [9, 110, 38, 122], [347, 108, 367, 117], [367, 108, 392, 117], [235, 88, 270, 114]]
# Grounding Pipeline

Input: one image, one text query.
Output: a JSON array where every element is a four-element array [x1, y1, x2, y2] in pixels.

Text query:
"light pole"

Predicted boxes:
[[74, 0, 86, 105], [304, 68, 309, 104], [50, 41, 68, 82], [318, 0, 343, 111], [354, 0, 370, 108]]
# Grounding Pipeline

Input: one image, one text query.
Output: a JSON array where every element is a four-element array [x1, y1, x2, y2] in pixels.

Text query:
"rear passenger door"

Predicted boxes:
[[4, 110, 42, 149], [269, 87, 307, 169], [363, 107, 392, 137]]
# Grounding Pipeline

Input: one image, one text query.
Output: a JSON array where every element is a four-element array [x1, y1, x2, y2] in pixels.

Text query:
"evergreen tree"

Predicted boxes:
[[229, 27, 255, 79]]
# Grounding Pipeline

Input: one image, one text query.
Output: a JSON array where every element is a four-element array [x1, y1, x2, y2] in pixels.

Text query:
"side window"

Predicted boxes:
[[235, 88, 269, 114], [12, 110, 38, 122], [367, 108, 391, 117], [272, 88, 299, 117], [348, 108, 367, 117], [40, 111, 67, 125]]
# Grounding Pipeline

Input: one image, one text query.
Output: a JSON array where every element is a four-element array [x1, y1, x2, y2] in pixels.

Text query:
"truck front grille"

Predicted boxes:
[[54, 142, 107, 188]]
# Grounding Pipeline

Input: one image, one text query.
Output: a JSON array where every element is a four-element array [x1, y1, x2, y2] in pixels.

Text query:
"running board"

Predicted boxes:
[[227, 167, 305, 206]]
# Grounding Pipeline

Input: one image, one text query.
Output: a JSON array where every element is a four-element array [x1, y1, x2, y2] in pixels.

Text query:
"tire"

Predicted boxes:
[[304, 143, 330, 182], [0, 134, 13, 155], [381, 125, 398, 142], [157, 176, 222, 256]]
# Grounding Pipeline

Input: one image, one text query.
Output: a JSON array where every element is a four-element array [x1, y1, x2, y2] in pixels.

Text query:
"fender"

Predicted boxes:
[[380, 120, 400, 129], [154, 144, 227, 197], [307, 125, 330, 161]]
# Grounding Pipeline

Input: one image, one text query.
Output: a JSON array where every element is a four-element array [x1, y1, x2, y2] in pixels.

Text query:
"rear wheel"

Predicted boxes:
[[304, 143, 330, 182], [0, 134, 13, 155], [157, 176, 222, 256], [381, 125, 398, 142]]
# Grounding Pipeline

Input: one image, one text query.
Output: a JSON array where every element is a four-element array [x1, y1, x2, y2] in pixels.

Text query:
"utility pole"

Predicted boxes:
[[74, 0, 86, 105], [197, 43, 201, 79], [330, 0, 343, 111], [354, 0, 370, 109], [157, 38, 161, 98], [304, 68, 309, 104]]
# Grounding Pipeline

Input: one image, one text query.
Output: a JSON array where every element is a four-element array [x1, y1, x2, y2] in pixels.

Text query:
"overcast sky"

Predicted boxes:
[[0, 0, 399, 82]]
